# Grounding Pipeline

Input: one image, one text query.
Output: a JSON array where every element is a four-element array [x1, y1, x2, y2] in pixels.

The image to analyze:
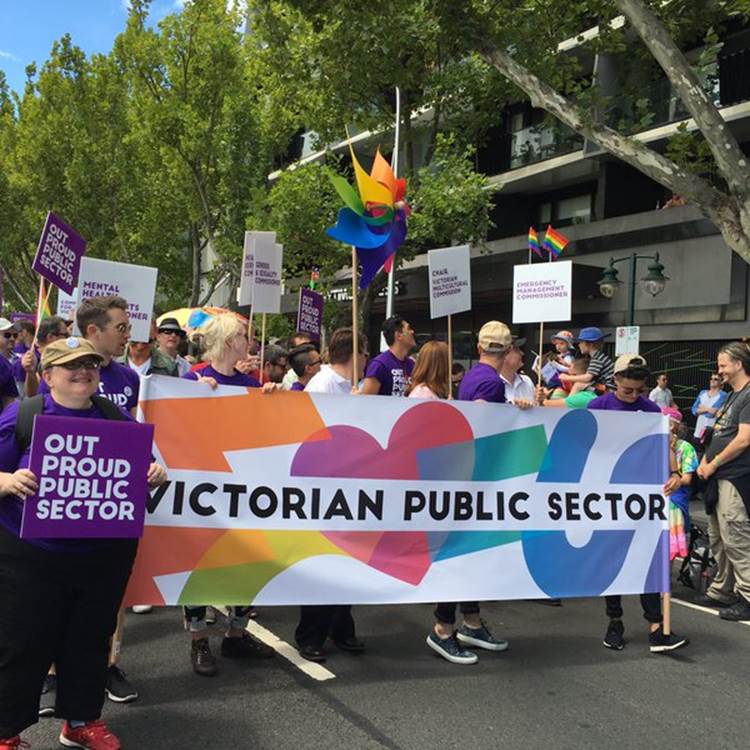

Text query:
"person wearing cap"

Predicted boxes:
[[560, 327, 614, 396], [551, 330, 574, 370], [537, 356, 597, 409], [499, 336, 534, 406], [0, 336, 167, 750], [360, 315, 415, 396], [588, 354, 689, 653], [124, 321, 179, 378], [0, 319, 19, 413], [426, 321, 515, 666], [156, 317, 191, 377]]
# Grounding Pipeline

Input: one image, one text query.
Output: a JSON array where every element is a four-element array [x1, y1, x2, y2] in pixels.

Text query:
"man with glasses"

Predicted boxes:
[[287, 343, 322, 391], [588, 354, 689, 653], [156, 317, 191, 376], [0, 319, 19, 412], [262, 345, 289, 384], [125, 321, 178, 378]]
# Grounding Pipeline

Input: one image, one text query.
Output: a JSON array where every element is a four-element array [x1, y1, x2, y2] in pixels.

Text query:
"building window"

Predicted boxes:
[[538, 194, 592, 227]]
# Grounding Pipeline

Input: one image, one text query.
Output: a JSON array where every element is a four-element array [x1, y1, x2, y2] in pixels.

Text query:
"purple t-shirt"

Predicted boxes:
[[0, 394, 133, 552], [0, 357, 19, 404], [182, 364, 261, 388], [587, 392, 662, 412], [290, 381, 305, 392], [39, 359, 140, 413], [365, 350, 414, 397], [458, 363, 506, 403]]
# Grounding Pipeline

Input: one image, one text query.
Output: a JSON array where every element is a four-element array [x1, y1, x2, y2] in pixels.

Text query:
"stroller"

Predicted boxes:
[[677, 525, 716, 593]]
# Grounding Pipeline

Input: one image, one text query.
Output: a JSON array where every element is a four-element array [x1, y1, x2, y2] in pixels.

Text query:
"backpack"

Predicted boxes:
[[14, 394, 127, 453], [677, 525, 716, 592]]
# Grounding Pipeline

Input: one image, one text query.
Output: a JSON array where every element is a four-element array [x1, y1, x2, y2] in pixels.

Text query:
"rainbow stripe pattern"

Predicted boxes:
[[543, 225, 569, 258], [528, 227, 543, 258]]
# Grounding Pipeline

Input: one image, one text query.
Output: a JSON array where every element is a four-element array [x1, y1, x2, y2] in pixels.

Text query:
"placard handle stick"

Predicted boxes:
[[259, 313, 267, 380], [32, 277, 52, 347], [447, 314, 453, 400], [662, 592, 672, 636], [247, 306, 254, 342], [537, 321, 545, 384], [351, 246, 359, 390]]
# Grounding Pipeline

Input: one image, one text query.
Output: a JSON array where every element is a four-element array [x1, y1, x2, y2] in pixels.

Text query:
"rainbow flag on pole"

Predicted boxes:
[[528, 227, 543, 259], [543, 225, 569, 258]]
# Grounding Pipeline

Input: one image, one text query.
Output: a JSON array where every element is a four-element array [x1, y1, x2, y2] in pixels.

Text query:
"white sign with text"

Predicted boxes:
[[512, 261, 572, 324], [252, 235, 282, 314], [428, 245, 472, 319]]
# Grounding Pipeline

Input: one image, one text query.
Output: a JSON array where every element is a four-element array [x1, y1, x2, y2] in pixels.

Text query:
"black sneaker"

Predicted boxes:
[[719, 595, 750, 621], [191, 637, 218, 677], [38, 673, 56, 717], [426, 631, 478, 664], [649, 626, 689, 653], [220, 632, 274, 659], [205, 607, 217, 626], [105, 665, 139, 703], [456, 621, 509, 651], [603, 619, 625, 650]]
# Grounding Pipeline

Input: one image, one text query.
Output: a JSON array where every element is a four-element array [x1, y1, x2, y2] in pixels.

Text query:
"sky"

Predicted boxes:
[[0, 0, 185, 94]]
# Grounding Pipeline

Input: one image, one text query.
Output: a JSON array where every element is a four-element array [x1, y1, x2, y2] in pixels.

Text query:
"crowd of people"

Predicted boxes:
[[1, 299, 750, 749]]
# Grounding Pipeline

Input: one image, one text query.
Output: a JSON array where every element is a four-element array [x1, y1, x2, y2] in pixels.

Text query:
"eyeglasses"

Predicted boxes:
[[2, 332, 17, 339], [57, 359, 101, 371], [110, 322, 132, 334], [159, 329, 184, 338]]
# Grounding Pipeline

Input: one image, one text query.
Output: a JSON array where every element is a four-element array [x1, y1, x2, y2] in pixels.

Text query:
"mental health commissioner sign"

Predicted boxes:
[[125, 376, 670, 607]]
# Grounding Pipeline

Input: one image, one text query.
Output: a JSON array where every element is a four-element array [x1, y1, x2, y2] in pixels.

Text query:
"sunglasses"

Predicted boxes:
[[57, 359, 101, 371], [159, 329, 185, 337], [2, 332, 17, 339]]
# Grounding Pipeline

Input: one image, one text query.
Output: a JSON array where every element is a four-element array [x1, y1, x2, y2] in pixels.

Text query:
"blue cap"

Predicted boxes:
[[577, 326, 609, 342]]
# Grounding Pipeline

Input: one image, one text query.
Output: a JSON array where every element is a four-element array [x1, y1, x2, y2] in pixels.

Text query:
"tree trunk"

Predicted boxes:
[[189, 222, 202, 307]]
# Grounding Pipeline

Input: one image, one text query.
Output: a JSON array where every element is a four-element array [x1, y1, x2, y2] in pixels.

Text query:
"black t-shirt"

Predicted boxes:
[[705, 383, 750, 478]]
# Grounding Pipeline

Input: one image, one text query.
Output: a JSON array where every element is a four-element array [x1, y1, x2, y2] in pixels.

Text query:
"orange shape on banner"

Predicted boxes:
[[142, 390, 329, 471], [195, 529, 275, 571], [123, 526, 226, 605]]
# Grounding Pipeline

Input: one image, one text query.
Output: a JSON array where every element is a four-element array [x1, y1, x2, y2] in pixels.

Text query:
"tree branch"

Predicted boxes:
[[615, 0, 750, 200], [3, 265, 35, 310]]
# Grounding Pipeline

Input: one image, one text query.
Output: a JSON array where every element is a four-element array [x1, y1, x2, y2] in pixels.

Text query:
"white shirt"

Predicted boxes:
[[305, 365, 351, 395], [500, 371, 535, 404], [282, 368, 299, 390], [175, 355, 191, 377], [128, 357, 151, 377], [649, 386, 673, 408]]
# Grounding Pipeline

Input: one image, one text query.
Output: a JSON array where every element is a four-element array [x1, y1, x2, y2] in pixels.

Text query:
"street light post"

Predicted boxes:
[[597, 252, 668, 326]]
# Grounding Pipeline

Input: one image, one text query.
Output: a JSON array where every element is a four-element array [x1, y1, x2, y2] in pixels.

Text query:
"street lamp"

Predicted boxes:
[[597, 252, 669, 326]]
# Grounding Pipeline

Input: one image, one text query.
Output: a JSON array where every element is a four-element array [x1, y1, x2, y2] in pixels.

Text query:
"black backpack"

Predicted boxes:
[[14, 394, 127, 453], [677, 525, 716, 592]]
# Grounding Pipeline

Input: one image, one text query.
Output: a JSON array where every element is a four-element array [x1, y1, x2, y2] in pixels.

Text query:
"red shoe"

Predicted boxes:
[[0, 738, 30, 749], [59, 721, 120, 750]]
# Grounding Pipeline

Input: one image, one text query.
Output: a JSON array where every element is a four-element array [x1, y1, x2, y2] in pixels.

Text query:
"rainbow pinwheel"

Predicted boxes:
[[326, 144, 410, 289]]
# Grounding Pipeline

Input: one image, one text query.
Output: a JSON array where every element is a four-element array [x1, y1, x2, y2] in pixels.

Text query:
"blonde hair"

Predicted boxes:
[[201, 314, 244, 362], [406, 340, 449, 399]]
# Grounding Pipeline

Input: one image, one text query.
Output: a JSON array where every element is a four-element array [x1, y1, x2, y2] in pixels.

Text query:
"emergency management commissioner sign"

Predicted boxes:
[[512, 261, 572, 324]]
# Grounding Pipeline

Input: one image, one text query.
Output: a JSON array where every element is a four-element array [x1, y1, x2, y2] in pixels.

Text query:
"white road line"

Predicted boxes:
[[672, 597, 750, 627], [246, 620, 337, 682]]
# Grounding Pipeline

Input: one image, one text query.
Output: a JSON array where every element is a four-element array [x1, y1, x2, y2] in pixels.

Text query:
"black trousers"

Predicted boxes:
[[295, 606, 356, 649], [0, 525, 137, 738], [605, 593, 662, 623], [434, 602, 480, 626]]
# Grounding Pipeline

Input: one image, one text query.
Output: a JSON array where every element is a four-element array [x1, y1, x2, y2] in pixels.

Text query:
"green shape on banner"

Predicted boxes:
[[327, 170, 364, 216], [179, 562, 283, 606], [471, 424, 548, 480]]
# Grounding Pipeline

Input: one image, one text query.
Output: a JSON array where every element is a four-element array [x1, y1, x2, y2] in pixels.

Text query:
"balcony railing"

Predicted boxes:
[[508, 124, 584, 169]]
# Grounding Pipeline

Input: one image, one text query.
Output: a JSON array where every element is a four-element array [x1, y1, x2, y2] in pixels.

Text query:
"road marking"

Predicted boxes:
[[246, 620, 337, 681], [672, 597, 750, 627]]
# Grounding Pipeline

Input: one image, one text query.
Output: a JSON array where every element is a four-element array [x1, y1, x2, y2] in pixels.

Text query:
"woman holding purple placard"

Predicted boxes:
[[0, 336, 167, 750]]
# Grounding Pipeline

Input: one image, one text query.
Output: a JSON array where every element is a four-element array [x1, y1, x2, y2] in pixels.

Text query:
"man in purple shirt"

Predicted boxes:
[[589, 354, 688, 654], [361, 315, 415, 396], [0, 319, 19, 412], [287, 343, 322, 392]]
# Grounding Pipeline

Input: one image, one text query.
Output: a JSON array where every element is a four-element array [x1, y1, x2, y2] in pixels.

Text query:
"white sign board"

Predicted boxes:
[[252, 235, 282, 314], [512, 261, 572, 324], [428, 244, 472, 319], [237, 231, 257, 306], [57, 288, 77, 321], [74, 258, 158, 343], [615, 326, 640, 355]]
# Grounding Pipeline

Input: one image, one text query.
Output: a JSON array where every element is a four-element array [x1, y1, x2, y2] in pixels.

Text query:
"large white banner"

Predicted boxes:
[[125, 376, 670, 607], [75, 258, 158, 342], [513, 260, 572, 324], [428, 244, 472, 319]]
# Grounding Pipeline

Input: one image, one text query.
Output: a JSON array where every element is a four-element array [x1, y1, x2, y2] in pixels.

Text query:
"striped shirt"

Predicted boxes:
[[588, 350, 614, 390]]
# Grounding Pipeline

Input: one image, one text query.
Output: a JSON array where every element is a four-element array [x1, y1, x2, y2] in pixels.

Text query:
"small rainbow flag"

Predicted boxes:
[[528, 227, 543, 259], [543, 225, 569, 258]]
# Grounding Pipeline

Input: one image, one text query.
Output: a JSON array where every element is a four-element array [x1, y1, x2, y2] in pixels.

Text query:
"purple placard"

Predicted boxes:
[[297, 287, 323, 342], [32, 212, 87, 296], [10, 312, 36, 324], [21, 415, 155, 539]]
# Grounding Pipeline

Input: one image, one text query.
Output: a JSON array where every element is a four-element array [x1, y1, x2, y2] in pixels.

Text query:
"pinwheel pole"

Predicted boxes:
[[384, 87, 401, 325], [351, 246, 359, 389]]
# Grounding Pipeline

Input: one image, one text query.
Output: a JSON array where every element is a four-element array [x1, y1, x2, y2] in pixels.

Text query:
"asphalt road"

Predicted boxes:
[[22, 582, 750, 750]]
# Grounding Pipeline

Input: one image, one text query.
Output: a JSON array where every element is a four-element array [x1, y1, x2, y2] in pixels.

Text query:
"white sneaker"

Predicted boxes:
[[131, 605, 153, 614]]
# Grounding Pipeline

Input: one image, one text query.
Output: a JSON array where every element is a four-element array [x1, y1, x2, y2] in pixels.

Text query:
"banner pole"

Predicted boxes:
[[447, 314, 453, 399], [352, 246, 359, 390], [259, 313, 267, 381]]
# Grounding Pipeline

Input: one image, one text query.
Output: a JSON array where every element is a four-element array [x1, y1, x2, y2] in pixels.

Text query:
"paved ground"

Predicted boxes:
[[23, 582, 750, 750]]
